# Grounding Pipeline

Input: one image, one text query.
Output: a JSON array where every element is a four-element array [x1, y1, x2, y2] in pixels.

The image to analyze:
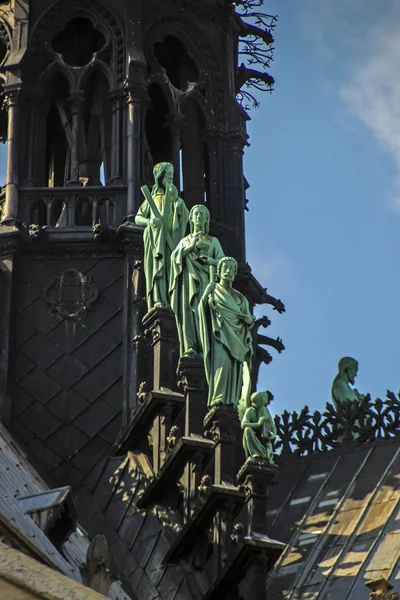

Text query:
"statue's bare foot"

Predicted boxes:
[[211, 401, 224, 408], [183, 348, 198, 357]]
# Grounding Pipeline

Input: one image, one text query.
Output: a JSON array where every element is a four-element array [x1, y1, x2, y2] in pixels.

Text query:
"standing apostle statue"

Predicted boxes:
[[135, 162, 189, 311]]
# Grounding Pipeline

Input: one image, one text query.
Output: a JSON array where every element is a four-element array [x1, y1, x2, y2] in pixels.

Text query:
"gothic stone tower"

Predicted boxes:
[[0, 0, 284, 598]]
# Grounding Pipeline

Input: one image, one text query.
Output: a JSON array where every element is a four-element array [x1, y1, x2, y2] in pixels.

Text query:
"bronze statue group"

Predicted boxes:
[[132, 162, 276, 465]]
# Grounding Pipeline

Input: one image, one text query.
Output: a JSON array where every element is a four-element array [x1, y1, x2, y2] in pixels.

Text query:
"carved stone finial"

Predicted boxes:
[[198, 474, 212, 500], [137, 381, 150, 404], [81, 534, 116, 595], [366, 578, 399, 600], [231, 522, 245, 545], [167, 425, 181, 449]]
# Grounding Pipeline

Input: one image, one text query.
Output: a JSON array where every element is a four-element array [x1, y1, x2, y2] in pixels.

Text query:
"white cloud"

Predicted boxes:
[[340, 19, 400, 208], [299, 1, 400, 208]]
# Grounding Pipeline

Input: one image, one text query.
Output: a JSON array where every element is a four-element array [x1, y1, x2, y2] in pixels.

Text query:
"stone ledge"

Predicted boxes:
[[201, 535, 286, 600], [163, 484, 245, 565], [237, 457, 279, 484], [114, 389, 184, 456], [136, 435, 214, 508]]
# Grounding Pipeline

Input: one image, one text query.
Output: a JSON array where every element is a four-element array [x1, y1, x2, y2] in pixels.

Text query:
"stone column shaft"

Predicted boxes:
[[67, 91, 84, 187], [1, 90, 21, 224]]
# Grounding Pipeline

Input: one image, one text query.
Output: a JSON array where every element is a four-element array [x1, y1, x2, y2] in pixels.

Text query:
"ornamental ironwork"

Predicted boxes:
[[273, 391, 400, 457], [234, 0, 277, 109]]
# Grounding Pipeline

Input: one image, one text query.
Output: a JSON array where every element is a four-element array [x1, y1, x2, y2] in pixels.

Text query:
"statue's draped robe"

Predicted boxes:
[[332, 380, 360, 412], [170, 234, 224, 355], [199, 283, 253, 407], [242, 405, 276, 461], [136, 192, 189, 309], [331, 379, 364, 441]]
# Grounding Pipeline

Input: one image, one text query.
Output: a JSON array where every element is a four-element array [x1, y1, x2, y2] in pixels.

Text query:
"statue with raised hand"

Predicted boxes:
[[239, 390, 276, 463], [135, 162, 189, 311], [198, 256, 254, 408], [170, 204, 225, 357]]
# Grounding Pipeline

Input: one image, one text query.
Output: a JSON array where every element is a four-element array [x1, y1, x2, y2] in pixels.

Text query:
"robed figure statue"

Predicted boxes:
[[198, 257, 254, 408], [135, 162, 189, 311], [331, 356, 367, 440], [239, 390, 276, 463], [331, 356, 365, 411], [170, 204, 225, 357]]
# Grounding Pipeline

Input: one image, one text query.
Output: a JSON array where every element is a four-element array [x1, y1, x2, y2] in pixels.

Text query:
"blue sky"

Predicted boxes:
[[245, 0, 400, 416]]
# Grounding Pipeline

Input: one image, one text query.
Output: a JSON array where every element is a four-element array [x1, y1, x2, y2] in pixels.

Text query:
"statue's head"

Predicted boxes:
[[217, 257, 237, 285], [153, 162, 174, 189], [189, 204, 210, 234], [337, 356, 358, 385], [251, 390, 273, 408]]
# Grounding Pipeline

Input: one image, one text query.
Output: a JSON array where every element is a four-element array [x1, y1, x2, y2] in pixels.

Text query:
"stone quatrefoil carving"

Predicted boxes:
[[44, 269, 98, 320]]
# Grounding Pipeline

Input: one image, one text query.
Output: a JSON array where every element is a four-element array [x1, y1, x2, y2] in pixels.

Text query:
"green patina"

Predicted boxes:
[[135, 162, 189, 311], [331, 356, 367, 441], [170, 204, 225, 357], [331, 356, 365, 411], [239, 390, 276, 463], [198, 256, 254, 408]]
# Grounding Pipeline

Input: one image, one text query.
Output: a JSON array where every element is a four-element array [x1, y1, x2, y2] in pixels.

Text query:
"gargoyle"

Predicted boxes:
[[236, 64, 275, 94]]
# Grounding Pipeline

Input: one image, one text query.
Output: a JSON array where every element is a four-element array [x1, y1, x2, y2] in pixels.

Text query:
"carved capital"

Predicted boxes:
[[68, 90, 85, 112]]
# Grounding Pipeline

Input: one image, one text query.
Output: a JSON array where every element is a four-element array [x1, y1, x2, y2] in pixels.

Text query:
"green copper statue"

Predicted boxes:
[[135, 162, 189, 311], [331, 356, 367, 440], [331, 356, 365, 411], [239, 390, 276, 463], [170, 204, 225, 357], [198, 257, 254, 408]]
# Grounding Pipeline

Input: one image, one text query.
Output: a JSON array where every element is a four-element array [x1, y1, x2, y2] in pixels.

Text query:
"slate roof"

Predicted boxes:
[[266, 437, 400, 600], [0, 418, 132, 600]]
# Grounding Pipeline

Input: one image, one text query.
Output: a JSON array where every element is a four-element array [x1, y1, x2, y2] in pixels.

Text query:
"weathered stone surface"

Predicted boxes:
[[0, 542, 107, 600]]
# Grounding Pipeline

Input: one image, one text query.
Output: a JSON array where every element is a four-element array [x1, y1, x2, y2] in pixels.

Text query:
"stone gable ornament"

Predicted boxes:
[[170, 204, 225, 357], [44, 269, 98, 320], [198, 256, 254, 408], [134, 162, 189, 311]]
